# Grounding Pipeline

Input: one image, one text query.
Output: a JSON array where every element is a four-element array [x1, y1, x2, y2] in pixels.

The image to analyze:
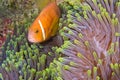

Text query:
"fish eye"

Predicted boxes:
[[35, 30, 39, 33]]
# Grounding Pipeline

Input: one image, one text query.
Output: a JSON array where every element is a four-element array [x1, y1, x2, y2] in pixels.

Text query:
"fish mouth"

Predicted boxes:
[[28, 33, 39, 43]]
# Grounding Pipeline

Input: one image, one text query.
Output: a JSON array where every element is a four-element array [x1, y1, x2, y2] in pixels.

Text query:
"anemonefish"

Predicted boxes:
[[28, 1, 61, 43]]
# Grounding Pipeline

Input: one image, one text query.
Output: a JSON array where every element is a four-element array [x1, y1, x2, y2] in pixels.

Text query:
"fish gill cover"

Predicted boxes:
[[0, 0, 120, 80]]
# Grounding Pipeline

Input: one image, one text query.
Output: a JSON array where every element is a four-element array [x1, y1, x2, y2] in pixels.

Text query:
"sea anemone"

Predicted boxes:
[[0, 23, 62, 80], [0, 0, 120, 80], [0, 0, 62, 79], [54, 0, 120, 80], [0, 0, 61, 80], [0, 0, 39, 50]]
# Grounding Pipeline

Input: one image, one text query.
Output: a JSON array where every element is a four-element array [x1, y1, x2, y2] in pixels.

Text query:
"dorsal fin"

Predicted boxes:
[[35, 0, 64, 11]]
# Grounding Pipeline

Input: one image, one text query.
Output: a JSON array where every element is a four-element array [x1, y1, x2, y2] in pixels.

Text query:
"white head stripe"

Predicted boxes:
[[38, 20, 46, 40]]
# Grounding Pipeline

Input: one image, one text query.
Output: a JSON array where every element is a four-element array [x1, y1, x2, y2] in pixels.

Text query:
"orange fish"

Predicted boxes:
[[28, 1, 61, 43]]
